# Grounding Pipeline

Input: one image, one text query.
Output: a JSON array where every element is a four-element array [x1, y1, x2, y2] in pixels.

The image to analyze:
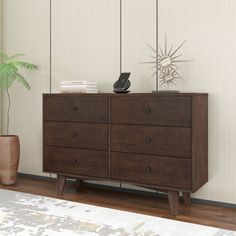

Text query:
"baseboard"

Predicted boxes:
[[17, 173, 236, 209]]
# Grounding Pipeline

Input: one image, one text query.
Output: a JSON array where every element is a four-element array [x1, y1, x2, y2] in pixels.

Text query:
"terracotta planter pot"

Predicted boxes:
[[0, 135, 20, 185]]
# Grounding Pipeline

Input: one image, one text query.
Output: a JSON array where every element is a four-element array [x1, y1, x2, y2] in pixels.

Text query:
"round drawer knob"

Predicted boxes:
[[145, 137, 152, 143], [145, 107, 152, 113], [145, 166, 152, 173], [72, 159, 77, 164], [72, 132, 78, 138], [72, 106, 78, 111]]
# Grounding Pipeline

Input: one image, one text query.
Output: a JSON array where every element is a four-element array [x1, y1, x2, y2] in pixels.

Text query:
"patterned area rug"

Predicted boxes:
[[0, 189, 235, 236]]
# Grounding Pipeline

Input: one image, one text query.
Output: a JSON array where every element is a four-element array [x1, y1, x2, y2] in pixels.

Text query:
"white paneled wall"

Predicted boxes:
[[1, 0, 50, 176], [51, 0, 120, 93], [1, 0, 236, 204], [122, 0, 156, 92], [159, 0, 236, 204]]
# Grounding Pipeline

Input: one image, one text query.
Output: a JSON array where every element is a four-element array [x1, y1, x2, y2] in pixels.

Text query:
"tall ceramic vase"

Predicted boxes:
[[0, 135, 20, 185]]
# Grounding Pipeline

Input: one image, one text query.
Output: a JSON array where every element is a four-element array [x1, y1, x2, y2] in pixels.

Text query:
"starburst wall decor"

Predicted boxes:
[[142, 35, 192, 92]]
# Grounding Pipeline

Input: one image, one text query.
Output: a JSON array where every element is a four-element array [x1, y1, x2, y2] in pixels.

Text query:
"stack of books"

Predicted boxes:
[[60, 80, 98, 93]]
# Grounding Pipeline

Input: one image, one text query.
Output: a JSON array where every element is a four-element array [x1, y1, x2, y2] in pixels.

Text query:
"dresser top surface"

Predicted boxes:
[[43, 93, 208, 97]]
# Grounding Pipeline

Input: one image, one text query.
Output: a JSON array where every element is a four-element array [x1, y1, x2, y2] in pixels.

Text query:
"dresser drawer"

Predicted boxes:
[[111, 152, 191, 189], [44, 147, 108, 178], [111, 125, 191, 158], [44, 121, 108, 150], [111, 96, 191, 126], [43, 95, 108, 123]]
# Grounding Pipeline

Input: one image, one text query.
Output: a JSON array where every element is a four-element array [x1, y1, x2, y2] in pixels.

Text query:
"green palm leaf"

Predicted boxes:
[[6, 53, 25, 62], [0, 52, 38, 90], [0, 51, 37, 135], [15, 73, 31, 90], [0, 64, 17, 89], [11, 61, 38, 70]]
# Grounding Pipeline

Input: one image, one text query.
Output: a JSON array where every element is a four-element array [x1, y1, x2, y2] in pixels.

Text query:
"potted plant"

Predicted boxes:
[[0, 52, 38, 185]]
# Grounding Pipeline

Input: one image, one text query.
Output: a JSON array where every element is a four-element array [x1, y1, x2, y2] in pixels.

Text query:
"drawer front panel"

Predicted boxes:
[[111, 125, 191, 158], [111, 152, 191, 189], [111, 96, 192, 126], [44, 121, 108, 150], [44, 147, 108, 178], [44, 95, 108, 123]]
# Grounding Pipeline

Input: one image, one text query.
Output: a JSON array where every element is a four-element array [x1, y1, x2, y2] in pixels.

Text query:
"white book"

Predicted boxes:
[[61, 87, 98, 94], [60, 85, 98, 90], [61, 80, 97, 85], [61, 91, 98, 94]]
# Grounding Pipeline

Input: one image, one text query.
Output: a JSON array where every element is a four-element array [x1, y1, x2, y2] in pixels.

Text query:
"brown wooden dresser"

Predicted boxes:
[[43, 93, 208, 215]]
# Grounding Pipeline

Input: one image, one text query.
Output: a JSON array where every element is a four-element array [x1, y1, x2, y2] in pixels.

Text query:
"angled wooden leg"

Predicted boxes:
[[182, 192, 191, 205], [168, 191, 180, 216], [57, 175, 66, 195], [76, 179, 83, 192]]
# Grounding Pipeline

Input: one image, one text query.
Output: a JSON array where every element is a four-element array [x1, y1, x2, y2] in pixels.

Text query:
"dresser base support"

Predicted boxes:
[[56, 175, 66, 195], [167, 191, 180, 216], [182, 192, 191, 205], [76, 179, 83, 191], [56, 175, 186, 216]]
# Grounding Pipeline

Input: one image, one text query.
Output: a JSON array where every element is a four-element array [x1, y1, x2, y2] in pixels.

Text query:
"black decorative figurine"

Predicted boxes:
[[113, 73, 131, 93]]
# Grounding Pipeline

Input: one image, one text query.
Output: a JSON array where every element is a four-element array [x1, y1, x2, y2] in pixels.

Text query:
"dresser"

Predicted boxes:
[[43, 93, 208, 215]]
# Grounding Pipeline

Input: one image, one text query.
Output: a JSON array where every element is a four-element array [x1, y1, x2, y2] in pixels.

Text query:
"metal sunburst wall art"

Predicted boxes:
[[142, 35, 192, 92]]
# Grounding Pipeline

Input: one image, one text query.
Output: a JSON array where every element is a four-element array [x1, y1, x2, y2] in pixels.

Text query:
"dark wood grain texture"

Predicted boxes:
[[56, 175, 66, 195], [44, 147, 108, 178], [43, 95, 108, 123], [111, 124, 192, 158], [183, 192, 191, 205], [192, 95, 208, 192], [168, 191, 180, 215], [110, 152, 192, 189], [111, 96, 192, 126], [44, 121, 108, 150], [43, 93, 208, 216]]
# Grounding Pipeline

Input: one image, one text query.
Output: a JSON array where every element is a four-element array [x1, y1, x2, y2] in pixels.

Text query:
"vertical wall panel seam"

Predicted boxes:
[[49, 0, 52, 94], [49, 0, 52, 179], [120, 0, 122, 74], [156, 0, 158, 89], [0, 0, 3, 135], [119, 0, 122, 188]]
